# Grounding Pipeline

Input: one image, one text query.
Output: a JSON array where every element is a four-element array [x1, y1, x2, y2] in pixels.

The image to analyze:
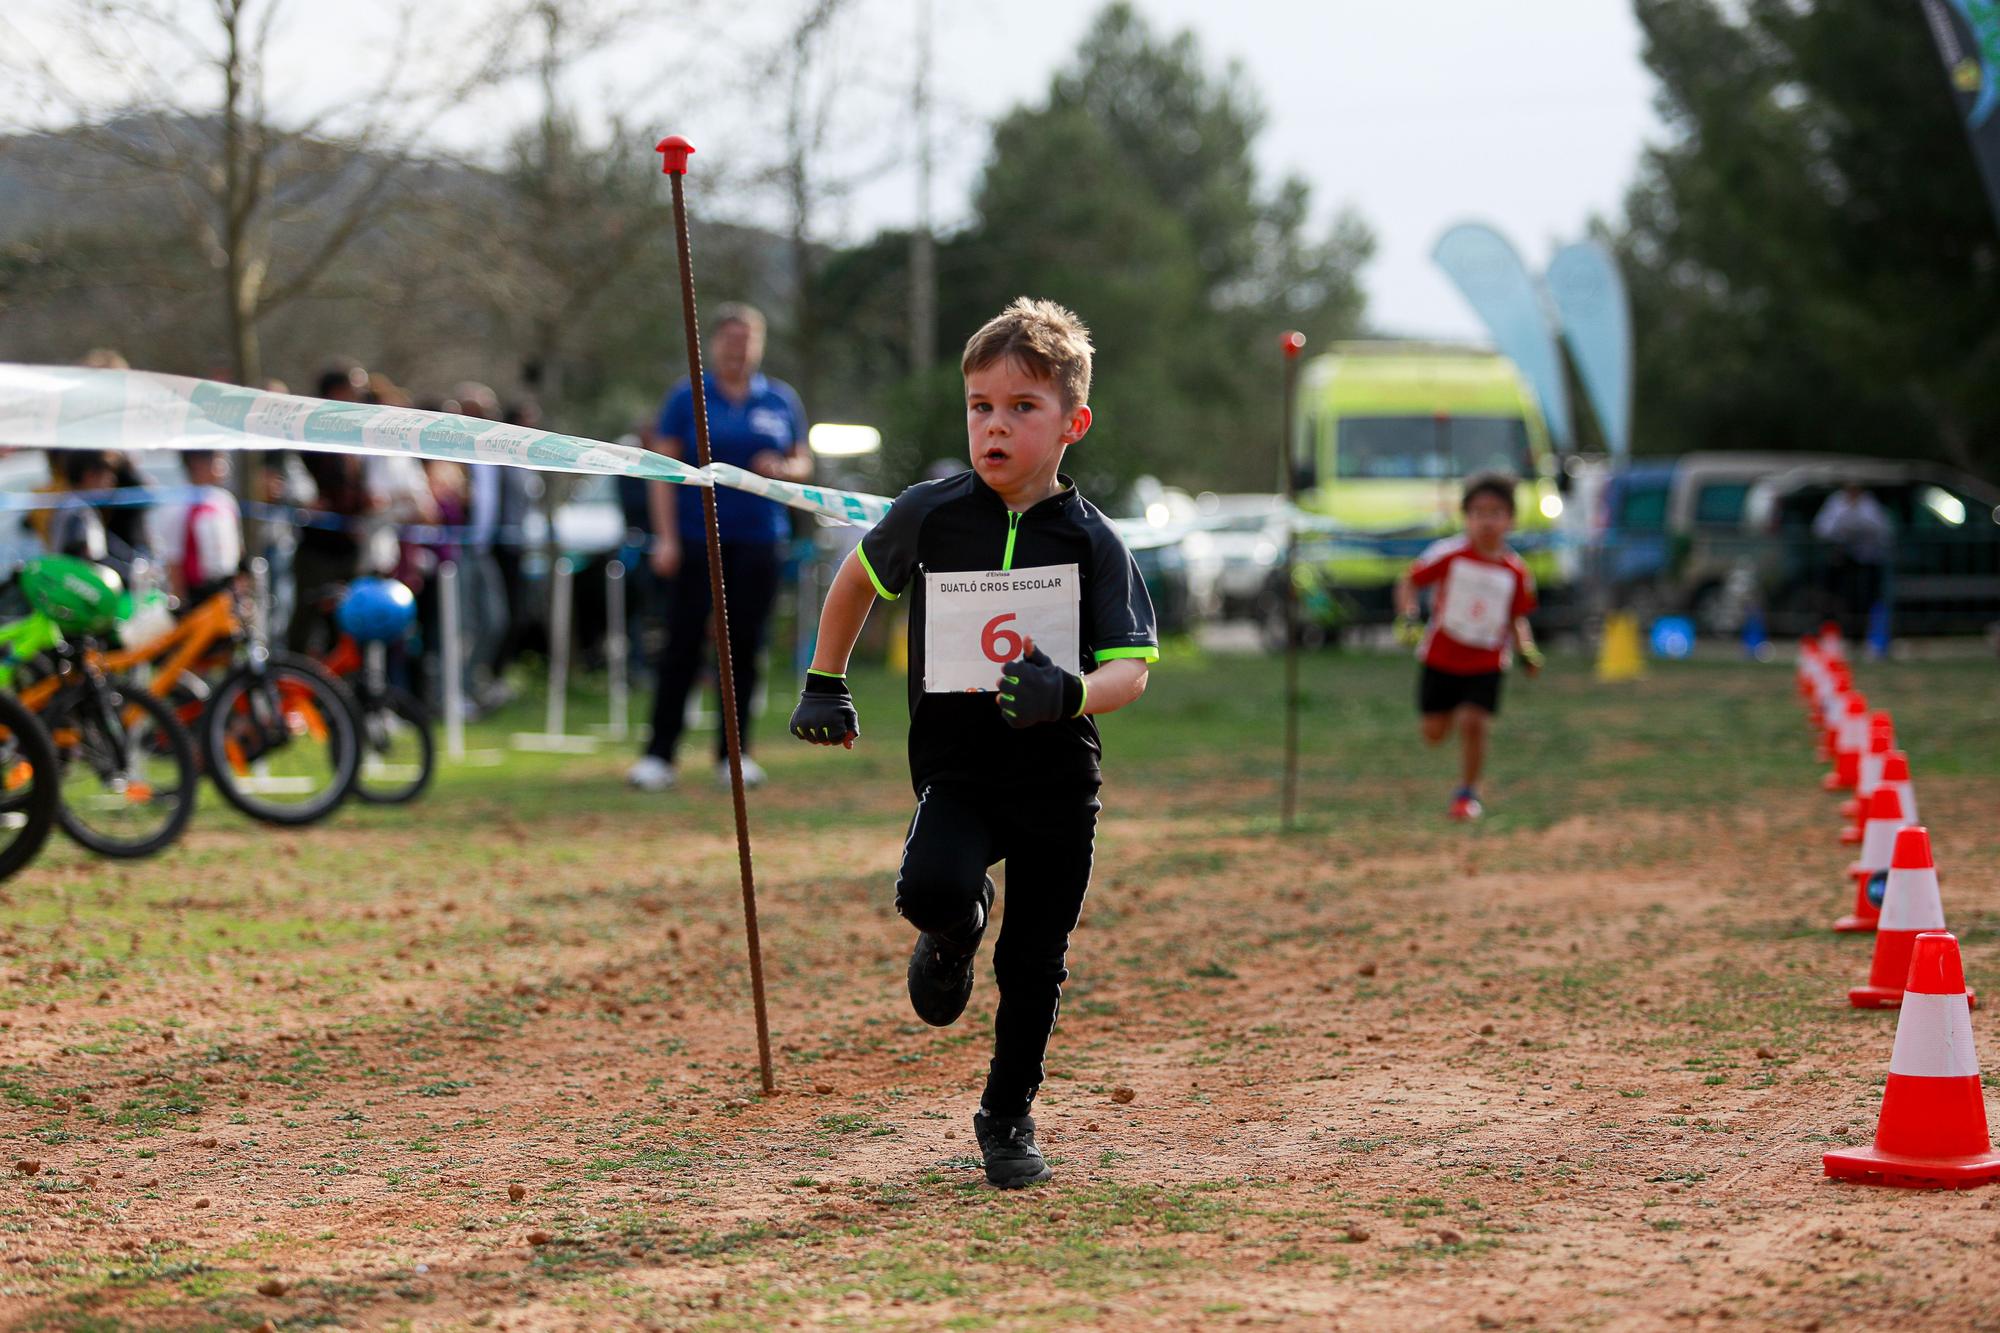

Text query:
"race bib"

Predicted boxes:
[[923, 564, 1081, 693], [1438, 559, 1514, 649]]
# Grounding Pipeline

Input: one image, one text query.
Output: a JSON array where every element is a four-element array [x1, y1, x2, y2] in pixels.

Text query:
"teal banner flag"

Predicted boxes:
[[1920, 0, 2000, 227], [1545, 240, 1633, 460], [1432, 223, 1573, 452]]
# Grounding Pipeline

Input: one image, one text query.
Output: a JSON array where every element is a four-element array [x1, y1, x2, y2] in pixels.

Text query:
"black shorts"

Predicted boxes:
[[1419, 665, 1503, 717]]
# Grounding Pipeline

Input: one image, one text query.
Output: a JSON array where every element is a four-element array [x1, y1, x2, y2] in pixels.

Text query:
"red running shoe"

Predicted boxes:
[[1448, 788, 1483, 822]]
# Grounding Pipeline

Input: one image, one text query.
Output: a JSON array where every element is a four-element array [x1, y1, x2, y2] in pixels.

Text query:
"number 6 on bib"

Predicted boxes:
[[923, 565, 1081, 693]]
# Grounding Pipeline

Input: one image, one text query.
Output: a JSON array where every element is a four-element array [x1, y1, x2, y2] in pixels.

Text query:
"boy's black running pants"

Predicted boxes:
[[894, 780, 1102, 1118]]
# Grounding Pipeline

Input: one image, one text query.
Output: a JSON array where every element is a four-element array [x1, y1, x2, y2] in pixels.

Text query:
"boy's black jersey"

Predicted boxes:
[[857, 470, 1158, 789]]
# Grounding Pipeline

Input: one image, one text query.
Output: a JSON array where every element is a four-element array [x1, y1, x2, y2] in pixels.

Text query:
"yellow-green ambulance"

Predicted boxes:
[[1289, 341, 1567, 624]]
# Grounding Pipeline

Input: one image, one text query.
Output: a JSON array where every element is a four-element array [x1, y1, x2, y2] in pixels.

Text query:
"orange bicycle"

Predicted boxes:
[[21, 588, 362, 827]]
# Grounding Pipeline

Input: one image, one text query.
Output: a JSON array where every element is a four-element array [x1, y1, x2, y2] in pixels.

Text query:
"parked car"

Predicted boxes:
[[1748, 462, 2000, 636], [1180, 493, 1285, 621], [1111, 478, 1195, 637], [1592, 452, 2000, 635]]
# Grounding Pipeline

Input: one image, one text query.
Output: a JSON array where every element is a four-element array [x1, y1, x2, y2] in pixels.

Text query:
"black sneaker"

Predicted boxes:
[[973, 1109, 1052, 1189], [907, 874, 994, 1027]]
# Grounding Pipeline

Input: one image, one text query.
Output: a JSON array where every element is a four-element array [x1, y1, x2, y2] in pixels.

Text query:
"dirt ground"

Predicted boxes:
[[2, 653, 1998, 1331]]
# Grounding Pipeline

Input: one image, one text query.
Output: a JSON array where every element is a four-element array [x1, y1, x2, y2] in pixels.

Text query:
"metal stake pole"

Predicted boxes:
[[1279, 332, 1306, 831], [657, 133, 775, 1096]]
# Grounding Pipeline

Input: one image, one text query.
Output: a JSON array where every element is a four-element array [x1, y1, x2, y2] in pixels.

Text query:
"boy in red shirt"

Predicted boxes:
[[1393, 472, 1542, 821]]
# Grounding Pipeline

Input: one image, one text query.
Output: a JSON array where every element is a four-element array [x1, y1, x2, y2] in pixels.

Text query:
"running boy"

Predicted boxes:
[[787, 297, 1157, 1189], [1393, 472, 1542, 821]]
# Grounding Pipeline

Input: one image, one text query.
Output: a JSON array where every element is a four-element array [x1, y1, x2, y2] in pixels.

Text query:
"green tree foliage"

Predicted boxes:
[[823, 3, 1373, 495], [1620, 0, 2000, 479]]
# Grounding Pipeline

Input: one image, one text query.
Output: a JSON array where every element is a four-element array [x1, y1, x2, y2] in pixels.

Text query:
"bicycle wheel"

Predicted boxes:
[[46, 680, 198, 859], [203, 652, 359, 825], [0, 691, 60, 881], [352, 684, 435, 806]]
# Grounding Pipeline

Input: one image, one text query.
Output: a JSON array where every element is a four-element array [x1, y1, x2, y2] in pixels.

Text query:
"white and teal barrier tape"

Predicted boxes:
[[0, 364, 894, 529], [0, 363, 1575, 556]]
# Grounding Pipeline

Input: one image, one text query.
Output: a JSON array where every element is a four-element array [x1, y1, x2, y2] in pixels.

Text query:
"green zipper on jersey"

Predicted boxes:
[[1001, 511, 1021, 571]]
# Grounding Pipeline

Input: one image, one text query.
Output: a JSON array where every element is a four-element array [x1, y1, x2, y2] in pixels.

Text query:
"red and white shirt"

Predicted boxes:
[[181, 485, 242, 593], [1408, 535, 1536, 675]]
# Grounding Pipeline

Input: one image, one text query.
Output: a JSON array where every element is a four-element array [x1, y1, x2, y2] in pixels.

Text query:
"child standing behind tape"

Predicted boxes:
[[788, 298, 1157, 1189]]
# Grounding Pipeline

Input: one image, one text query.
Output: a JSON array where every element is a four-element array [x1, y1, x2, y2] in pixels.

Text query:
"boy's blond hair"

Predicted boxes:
[[961, 297, 1093, 410]]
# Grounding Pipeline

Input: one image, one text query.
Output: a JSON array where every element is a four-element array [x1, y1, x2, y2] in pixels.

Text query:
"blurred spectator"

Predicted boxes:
[[414, 458, 471, 708], [615, 418, 664, 661], [253, 377, 319, 639], [495, 399, 545, 673], [47, 451, 115, 561], [1813, 481, 1893, 634], [364, 374, 442, 599], [630, 302, 809, 792], [454, 382, 512, 713], [31, 350, 133, 551], [175, 450, 242, 603], [99, 451, 151, 560], [287, 361, 379, 652]]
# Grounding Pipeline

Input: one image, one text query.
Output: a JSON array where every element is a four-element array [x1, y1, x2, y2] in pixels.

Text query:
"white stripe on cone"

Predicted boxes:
[[1889, 993, 1980, 1079], [1859, 750, 1886, 796], [1880, 866, 1946, 934], [1891, 779, 1919, 823], [1856, 816, 1905, 872]]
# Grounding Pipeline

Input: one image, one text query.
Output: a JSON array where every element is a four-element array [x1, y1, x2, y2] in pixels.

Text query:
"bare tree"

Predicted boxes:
[[1, 0, 536, 385], [747, 0, 907, 409]]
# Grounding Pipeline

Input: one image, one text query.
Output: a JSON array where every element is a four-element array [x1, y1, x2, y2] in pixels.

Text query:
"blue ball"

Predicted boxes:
[[1866, 870, 1889, 910], [1650, 615, 1695, 660], [337, 576, 417, 643]]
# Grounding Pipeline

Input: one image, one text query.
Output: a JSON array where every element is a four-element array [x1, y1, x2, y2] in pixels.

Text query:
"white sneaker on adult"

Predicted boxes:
[[627, 756, 676, 792], [717, 756, 768, 789]]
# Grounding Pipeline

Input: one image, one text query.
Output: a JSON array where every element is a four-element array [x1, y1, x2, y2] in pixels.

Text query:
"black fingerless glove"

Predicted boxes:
[[789, 670, 858, 744], [996, 646, 1085, 729]]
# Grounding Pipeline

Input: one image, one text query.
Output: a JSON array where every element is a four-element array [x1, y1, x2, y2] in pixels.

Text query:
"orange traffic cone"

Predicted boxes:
[[1825, 931, 2000, 1188], [1823, 693, 1868, 791], [1841, 715, 1896, 844], [1835, 786, 1909, 933], [1851, 829, 1972, 1009], [1818, 620, 1845, 661], [1814, 667, 1850, 753], [1879, 752, 1918, 825], [1797, 638, 1822, 703]]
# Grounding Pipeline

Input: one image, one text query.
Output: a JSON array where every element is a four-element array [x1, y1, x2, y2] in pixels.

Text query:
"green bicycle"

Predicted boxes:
[[0, 557, 198, 859]]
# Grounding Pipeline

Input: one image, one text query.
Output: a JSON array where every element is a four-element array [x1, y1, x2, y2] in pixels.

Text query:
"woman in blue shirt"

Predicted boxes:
[[629, 303, 811, 791]]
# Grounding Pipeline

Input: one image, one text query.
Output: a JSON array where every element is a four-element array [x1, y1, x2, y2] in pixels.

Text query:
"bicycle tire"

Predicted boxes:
[[47, 680, 198, 859], [203, 652, 359, 826], [352, 684, 435, 806], [0, 691, 60, 881]]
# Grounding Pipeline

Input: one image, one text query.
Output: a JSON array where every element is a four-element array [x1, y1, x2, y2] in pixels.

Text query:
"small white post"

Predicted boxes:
[[596, 559, 630, 740], [438, 560, 503, 766], [439, 560, 465, 762], [512, 556, 598, 753], [248, 556, 270, 653]]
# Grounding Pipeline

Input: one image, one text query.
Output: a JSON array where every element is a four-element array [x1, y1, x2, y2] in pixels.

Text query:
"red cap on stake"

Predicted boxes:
[[1280, 331, 1306, 360], [656, 135, 695, 175]]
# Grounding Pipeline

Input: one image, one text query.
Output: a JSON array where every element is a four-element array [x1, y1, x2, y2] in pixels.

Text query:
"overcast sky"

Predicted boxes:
[[5, 0, 1666, 339]]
